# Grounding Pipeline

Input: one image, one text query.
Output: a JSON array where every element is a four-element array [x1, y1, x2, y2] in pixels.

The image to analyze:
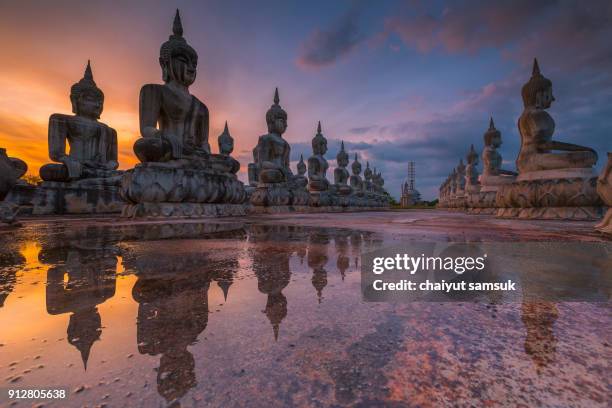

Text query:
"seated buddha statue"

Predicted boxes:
[[210, 121, 240, 175], [294, 154, 308, 189], [307, 122, 330, 192], [350, 154, 363, 193], [39, 61, 121, 184], [251, 88, 293, 184], [517, 59, 597, 174], [481, 117, 517, 181], [455, 159, 466, 194], [333, 141, 352, 196], [133, 10, 210, 166]]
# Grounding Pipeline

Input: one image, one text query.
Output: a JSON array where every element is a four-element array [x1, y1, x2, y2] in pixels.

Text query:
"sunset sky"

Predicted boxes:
[[1, 0, 610, 199]]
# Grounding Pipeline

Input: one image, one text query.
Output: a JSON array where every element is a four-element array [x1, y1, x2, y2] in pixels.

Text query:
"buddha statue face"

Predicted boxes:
[[166, 48, 197, 86], [337, 154, 349, 168], [74, 89, 103, 120], [535, 86, 555, 109], [267, 113, 287, 135], [313, 137, 327, 156]]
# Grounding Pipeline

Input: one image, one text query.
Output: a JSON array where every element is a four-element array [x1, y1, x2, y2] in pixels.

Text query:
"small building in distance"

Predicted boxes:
[[400, 161, 422, 207]]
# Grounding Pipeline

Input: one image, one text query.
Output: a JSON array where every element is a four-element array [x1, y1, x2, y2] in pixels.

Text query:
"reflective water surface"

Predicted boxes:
[[0, 218, 610, 407]]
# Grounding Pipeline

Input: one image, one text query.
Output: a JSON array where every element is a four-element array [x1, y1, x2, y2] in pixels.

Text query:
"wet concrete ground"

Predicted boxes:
[[0, 210, 610, 407]]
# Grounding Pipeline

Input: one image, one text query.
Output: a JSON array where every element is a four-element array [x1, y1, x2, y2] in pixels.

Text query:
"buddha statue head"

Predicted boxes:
[[466, 144, 479, 166], [521, 58, 554, 109], [266, 88, 288, 135], [312, 121, 328, 155], [484, 117, 502, 148], [336, 141, 349, 168], [159, 10, 197, 87], [297, 154, 306, 176], [351, 153, 361, 176], [70, 61, 104, 120], [218, 121, 233, 155]]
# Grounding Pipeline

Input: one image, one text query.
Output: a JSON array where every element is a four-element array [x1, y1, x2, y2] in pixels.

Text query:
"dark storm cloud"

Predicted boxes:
[[296, 9, 365, 68]]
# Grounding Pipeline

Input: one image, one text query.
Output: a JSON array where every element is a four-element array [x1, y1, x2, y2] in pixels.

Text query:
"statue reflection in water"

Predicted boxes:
[[248, 225, 296, 341], [521, 301, 558, 372], [308, 231, 330, 303], [125, 241, 239, 403], [41, 227, 118, 370], [0, 241, 26, 308]]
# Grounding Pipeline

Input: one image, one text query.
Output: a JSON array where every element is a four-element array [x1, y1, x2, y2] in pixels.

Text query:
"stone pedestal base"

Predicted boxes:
[[595, 209, 612, 235], [495, 169, 603, 220], [309, 191, 332, 207], [0, 201, 19, 225], [121, 163, 246, 205], [122, 203, 248, 218], [31, 181, 123, 215], [250, 182, 291, 206]]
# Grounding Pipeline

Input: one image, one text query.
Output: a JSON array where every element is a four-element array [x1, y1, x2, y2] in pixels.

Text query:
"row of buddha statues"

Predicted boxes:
[[0, 10, 390, 224], [438, 59, 611, 234]]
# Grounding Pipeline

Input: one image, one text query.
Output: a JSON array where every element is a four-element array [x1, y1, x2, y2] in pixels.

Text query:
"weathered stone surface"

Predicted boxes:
[[40, 61, 122, 185], [121, 163, 246, 205], [122, 202, 248, 218], [595, 152, 612, 235], [496, 170, 603, 220], [32, 181, 123, 215]]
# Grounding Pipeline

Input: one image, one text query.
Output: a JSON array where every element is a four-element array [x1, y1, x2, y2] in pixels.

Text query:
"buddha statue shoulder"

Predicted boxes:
[[307, 122, 330, 192], [252, 88, 292, 184], [517, 59, 597, 174], [39, 61, 121, 184], [333, 141, 351, 195], [134, 10, 210, 165]]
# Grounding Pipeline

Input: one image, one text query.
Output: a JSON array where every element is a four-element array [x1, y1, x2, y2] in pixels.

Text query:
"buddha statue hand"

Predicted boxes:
[[259, 161, 285, 183], [60, 156, 83, 179]]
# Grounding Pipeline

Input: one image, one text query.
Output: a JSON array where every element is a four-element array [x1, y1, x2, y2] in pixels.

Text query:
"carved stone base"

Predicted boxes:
[[250, 182, 291, 206], [309, 191, 332, 207], [122, 202, 248, 218], [290, 188, 311, 206], [121, 163, 246, 205], [595, 209, 612, 235], [31, 181, 123, 215], [246, 205, 388, 214], [466, 207, 496, 215], [495, 170, 603, 220]]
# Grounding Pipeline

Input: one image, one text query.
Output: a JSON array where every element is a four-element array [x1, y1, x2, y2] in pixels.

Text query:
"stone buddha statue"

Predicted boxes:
[[0, 148, 27, 224], [39, 61, 121, 184], [307, 121, 330, 192], [133, 10, 210, 165], [294, 154, 308, 189], [465, 144, 480, 193], [481, 118, 517, 182], [333, 141, 352, 197], [251, 88, 292, 184], [364, 162, 373, 192], [248, 88, 298, 206], [122, 10, 246, 215], [517, 59, 597, 174], [455, 159, 466, 193], [211, 121, 239, 175], [350, 154, 363, 192]]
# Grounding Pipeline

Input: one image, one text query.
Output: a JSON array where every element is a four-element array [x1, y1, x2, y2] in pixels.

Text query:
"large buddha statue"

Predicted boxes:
[[133, 10, 209, 164], [333, 141, 352, 205], [307, 122, 331, 206], [122, 10, 246, 216], [249, 88, 299, 207], [40, 61, 121, 185], [496, 59, 602, 220], [517, 59, 597, 173]]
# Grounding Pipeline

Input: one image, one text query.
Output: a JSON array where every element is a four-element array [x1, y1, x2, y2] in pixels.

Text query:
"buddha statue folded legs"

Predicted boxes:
[[496, 59, 603, 220], [121, 10, 247, 218]]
